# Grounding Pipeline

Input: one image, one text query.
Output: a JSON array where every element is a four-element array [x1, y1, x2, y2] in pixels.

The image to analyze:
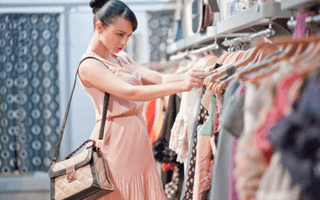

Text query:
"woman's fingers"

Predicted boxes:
[[190, 77, 204, 87], [188, 69, 210, 78], [194, 71, 210, 78], [183, 69, 211, 91]]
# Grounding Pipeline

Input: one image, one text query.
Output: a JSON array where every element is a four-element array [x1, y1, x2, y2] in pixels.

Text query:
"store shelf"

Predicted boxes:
[[281, 0, 320, 10], [166, 26, 248, 54], [217, 2, 292, 34]]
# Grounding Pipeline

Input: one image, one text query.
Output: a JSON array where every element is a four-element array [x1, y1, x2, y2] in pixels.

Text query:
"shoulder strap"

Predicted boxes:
[[52, 56, 110, 163]]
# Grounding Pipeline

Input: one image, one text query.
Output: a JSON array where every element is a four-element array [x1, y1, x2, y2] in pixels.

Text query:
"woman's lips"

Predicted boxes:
[[117, 47, 123, 51]]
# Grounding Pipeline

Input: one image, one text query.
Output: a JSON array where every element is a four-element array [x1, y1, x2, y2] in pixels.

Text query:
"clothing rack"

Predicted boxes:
[[288, 13, 320, 30], [169, 38, 219, 61], [169, 51, 190, 61], [221, 27, 275, 47], [306, 13, 320, 23]]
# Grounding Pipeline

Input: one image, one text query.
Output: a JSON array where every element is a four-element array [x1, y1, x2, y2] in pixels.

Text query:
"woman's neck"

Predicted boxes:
[[87, 32, 111, 60]]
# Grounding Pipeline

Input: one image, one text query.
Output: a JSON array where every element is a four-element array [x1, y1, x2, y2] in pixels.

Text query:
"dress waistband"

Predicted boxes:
[[95, 112, 141, 123]]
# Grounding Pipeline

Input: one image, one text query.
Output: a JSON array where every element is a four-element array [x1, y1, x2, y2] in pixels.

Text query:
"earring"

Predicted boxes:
[[97, 25, 102, 30]]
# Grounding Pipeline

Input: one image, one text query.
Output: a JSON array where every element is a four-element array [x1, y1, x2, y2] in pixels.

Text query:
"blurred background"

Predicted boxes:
[[0, 0, 178, 199]]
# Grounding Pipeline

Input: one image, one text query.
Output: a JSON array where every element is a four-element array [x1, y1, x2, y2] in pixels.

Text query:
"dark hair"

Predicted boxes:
[[90, 0, 138, 32]]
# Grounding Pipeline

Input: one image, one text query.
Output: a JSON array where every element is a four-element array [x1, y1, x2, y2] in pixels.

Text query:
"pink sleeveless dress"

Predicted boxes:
[[79, 52, 167, 200]]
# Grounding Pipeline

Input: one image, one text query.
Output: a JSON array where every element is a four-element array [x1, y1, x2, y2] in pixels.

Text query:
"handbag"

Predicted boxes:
[[48, 56, 114, 200]]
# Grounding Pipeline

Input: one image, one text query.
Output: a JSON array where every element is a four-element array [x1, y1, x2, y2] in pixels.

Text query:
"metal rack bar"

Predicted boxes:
[[166, 26, 249, 54], [169, 39, 219, 61], [189, 41, 219, 55], [306, 14, 320, 23], [287, 13, 320, 31], [222, 27, 275, 47]]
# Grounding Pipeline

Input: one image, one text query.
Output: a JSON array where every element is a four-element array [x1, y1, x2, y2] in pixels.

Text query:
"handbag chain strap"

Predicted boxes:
[[52, 56, 110, 163]]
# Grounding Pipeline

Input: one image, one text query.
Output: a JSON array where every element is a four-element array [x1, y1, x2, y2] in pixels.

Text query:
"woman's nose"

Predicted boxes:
[[121, 37, 129, 46]]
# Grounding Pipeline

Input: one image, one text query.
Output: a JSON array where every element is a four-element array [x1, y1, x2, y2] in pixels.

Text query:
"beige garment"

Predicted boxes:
[[193, 132, 213, 200], [169, 91, 189, 163], [256, 151, 302, 200], [79, 52, 166, 200]]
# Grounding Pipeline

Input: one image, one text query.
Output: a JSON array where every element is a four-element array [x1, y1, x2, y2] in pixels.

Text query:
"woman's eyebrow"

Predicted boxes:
[[116, 30, 132, 35], [116, 30, 128, 34]]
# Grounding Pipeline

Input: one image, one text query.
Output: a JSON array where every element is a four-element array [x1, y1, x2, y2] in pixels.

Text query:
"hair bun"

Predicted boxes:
[[90, 0, 109, 13]]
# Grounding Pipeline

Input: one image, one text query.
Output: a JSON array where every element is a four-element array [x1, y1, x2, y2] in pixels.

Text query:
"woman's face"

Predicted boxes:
[[99, 17, 133, 54]]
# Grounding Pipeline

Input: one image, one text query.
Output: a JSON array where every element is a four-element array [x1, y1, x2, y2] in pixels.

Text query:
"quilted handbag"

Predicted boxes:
[[48, 57, 114, 200]]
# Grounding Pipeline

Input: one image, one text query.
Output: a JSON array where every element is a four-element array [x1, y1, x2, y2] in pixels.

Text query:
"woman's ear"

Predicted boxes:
[[95, 22, 103, 32]]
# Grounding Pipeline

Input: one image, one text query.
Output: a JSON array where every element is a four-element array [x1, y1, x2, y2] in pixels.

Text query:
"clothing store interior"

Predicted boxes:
[[1, 0, 320, 199], [145, 0, 320, 200]]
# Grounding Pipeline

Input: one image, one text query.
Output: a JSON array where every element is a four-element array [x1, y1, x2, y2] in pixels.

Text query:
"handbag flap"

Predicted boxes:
[[48, 148, 93, 178]]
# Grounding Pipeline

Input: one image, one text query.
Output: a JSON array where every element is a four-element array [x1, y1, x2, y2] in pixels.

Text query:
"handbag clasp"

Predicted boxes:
[[66, 166, 77, 183]]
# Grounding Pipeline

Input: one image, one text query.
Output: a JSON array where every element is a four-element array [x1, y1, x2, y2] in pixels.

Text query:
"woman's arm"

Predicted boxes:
[[119, 51, 201, 85], [79, 59, 208, 102]]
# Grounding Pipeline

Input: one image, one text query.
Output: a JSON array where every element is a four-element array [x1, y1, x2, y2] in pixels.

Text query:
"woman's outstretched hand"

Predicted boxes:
[[181, 69, 210, 92]]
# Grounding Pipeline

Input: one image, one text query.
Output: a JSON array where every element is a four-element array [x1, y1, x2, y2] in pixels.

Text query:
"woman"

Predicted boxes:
[[78, 0, 209, 199]]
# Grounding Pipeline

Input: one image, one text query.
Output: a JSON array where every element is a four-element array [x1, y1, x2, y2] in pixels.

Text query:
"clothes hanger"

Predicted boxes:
[[296, 41, 320, 76], [296, 40, 320, 66], [208, 36, 320, 131], [207, 44, 266, 129], [236, 42, 301, 86], [207, 50, 249, 94], [209, 51, 248, 128], [234, 37, 312, 81], [205, 35, 317, 91], [208, 37, 292, 93], [218, 52, 233, 64], [244, 37, 320, 85], [204, 49, 255, 92], [203, 53, 231, 85], [251, 41, 319, 86], [204, 42, 272, 88], [290, 41, 316, 65]]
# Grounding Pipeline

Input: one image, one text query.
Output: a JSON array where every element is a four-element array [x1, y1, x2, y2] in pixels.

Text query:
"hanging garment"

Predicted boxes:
[[170, 91, 190, 163], [162, 94, 181, 142], [201, 89, 213, 115], [293, 8, 316, 40], [182, 103, 210, 200], [256, 151, 302, 200], [234, 81, 269, 200], [232, 60, 298, 200], [153, 94, 184, 200], [144, 98, 164, 145], [209, 80, 240, 200], [220, 81, 245, 138], [79, 52, 166, 200], [193, 95, 218, 200], [255, 70, 304, 163], [187, 87, 205, 150], [269, 71, 320, 200], [153, 94, 181, 164], [165, 166, 181, 200], [228, 137, 239, 200], [193, 121, 215, 199]]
